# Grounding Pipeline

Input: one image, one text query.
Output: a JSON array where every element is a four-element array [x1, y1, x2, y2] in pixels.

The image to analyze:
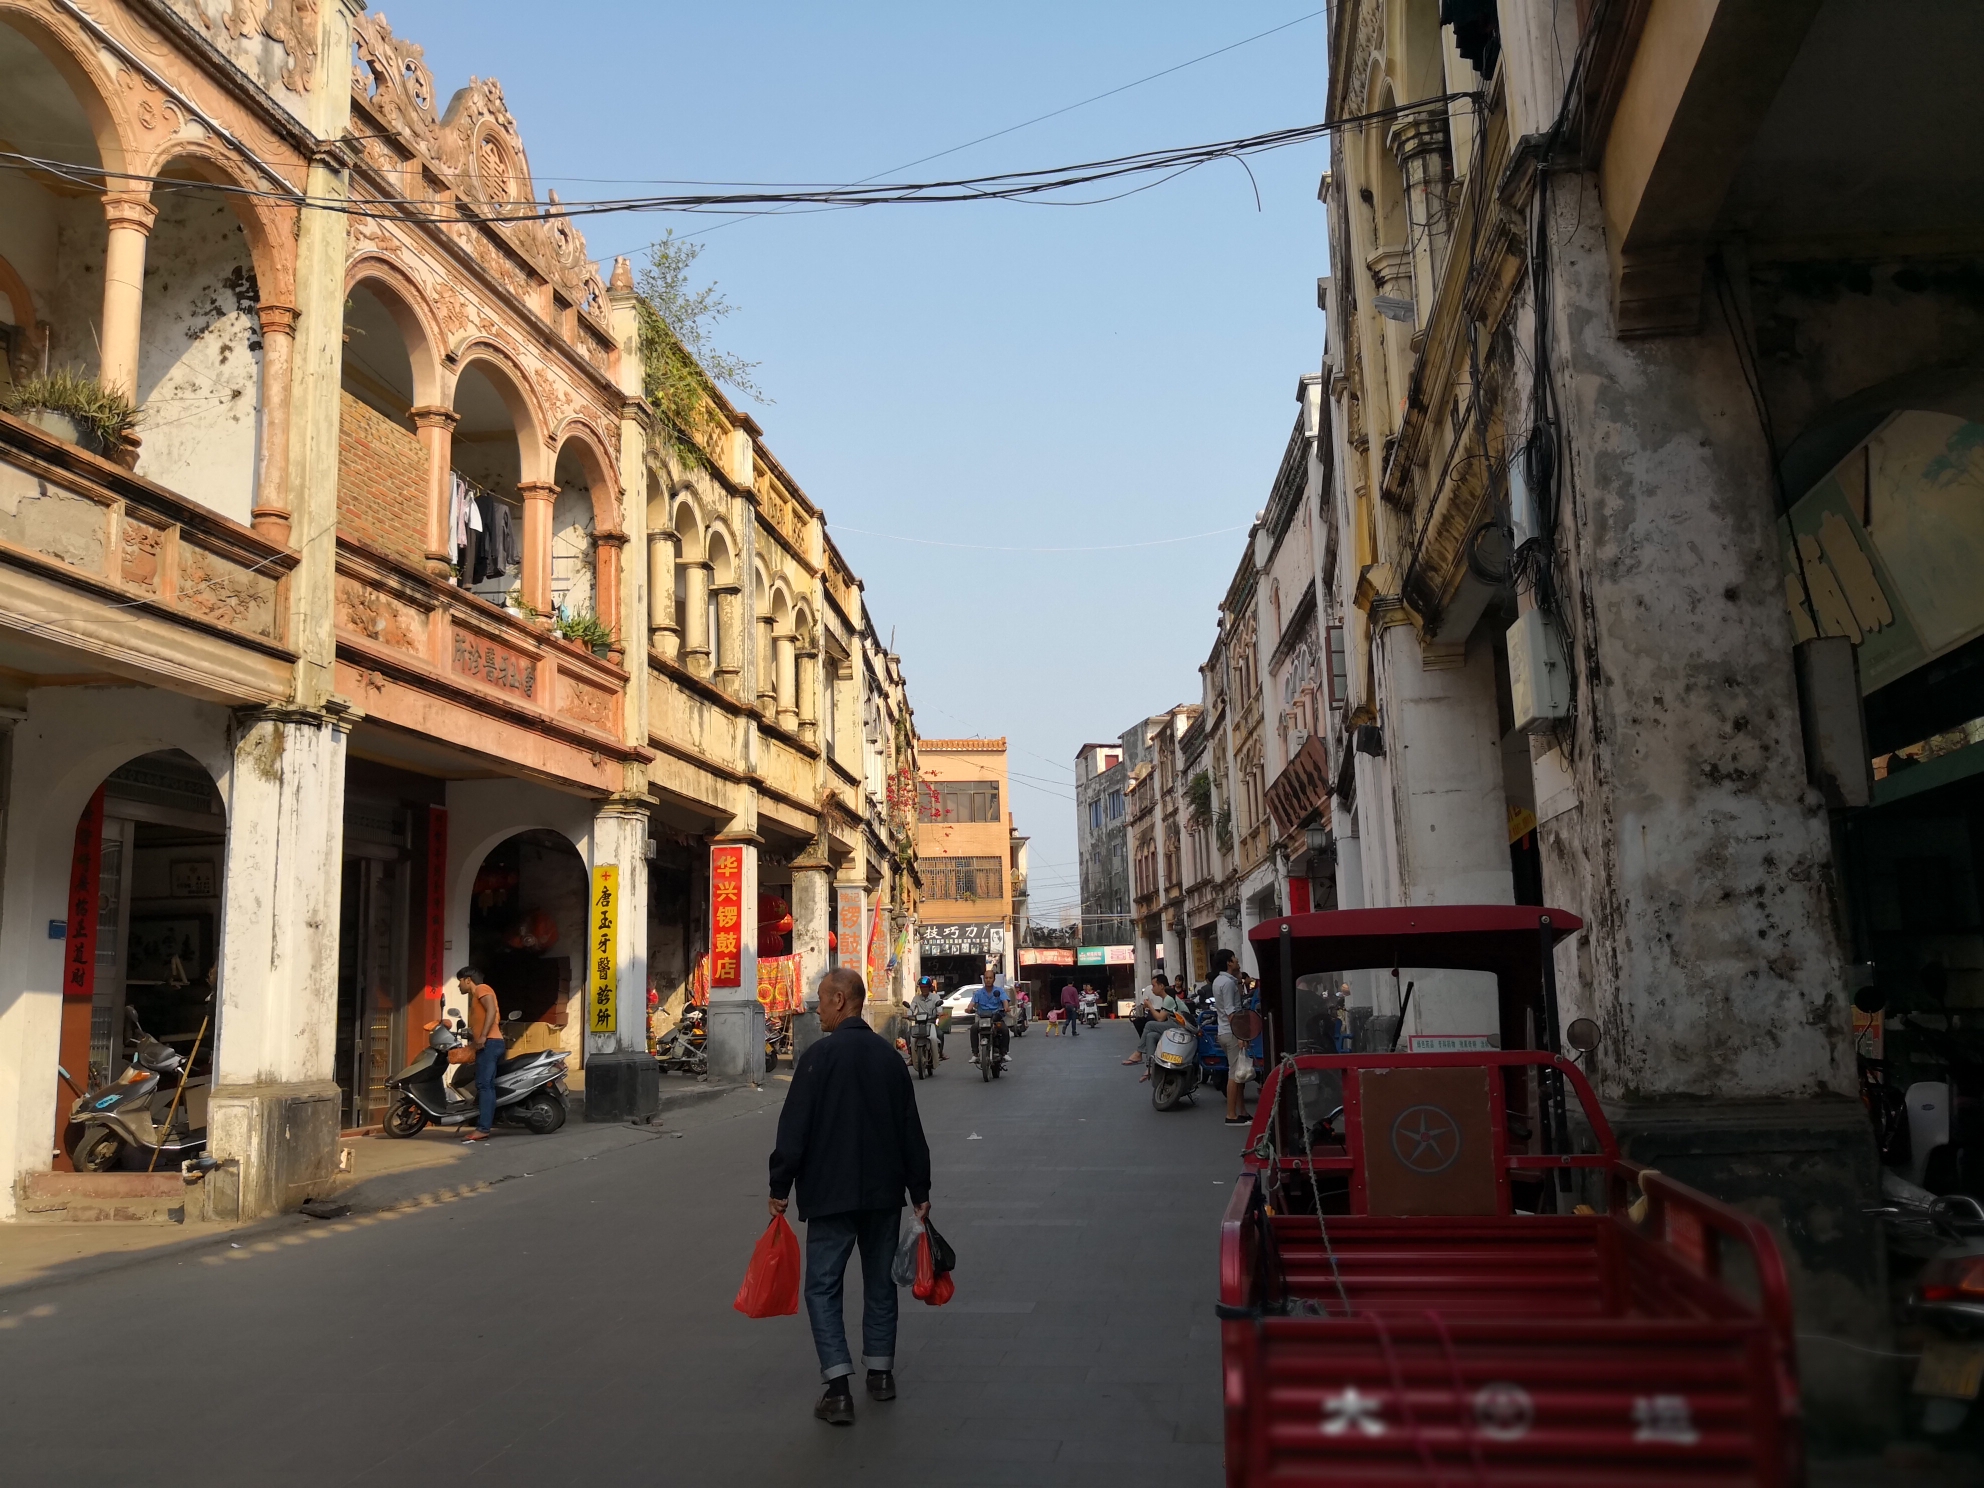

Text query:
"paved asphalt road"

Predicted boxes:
[[0, 1019, 1244, 1486]]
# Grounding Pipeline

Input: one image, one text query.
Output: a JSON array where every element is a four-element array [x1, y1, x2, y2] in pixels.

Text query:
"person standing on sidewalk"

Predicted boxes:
[[1211, 949, 1250, 1125], [1059, 980, 1081, 1036], [769, 968, 932, 1426], [455, 967, 503, 1143]]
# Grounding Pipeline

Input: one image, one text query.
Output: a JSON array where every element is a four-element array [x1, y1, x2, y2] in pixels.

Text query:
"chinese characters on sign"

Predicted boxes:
[[588, 864, 618, 1035], [710, 845, 744, 988], [62, 787, 104, 1000], [836, 887, 863, 969], [451, 630, 538, 699]]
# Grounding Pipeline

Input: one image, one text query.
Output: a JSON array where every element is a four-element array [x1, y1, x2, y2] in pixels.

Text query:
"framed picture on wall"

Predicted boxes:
[[127, 915, 211, 986], [169, 859, 216, 898]]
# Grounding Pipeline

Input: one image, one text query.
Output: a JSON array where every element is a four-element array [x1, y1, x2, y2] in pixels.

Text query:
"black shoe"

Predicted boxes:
[[815, 1385, 855, 1425], [866, 1369, 896, 1401]]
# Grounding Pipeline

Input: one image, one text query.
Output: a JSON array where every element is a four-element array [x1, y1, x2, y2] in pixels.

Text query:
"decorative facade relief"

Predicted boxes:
[[349, 14, 610, 331], [165, 0, 317, 122]]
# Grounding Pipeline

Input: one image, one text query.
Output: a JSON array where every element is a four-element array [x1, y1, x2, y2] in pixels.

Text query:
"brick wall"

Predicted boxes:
[[338, 388, 428, 566]]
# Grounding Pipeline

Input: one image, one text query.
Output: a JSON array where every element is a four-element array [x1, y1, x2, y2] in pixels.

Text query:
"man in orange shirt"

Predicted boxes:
[[455, 966, 504, 1142]]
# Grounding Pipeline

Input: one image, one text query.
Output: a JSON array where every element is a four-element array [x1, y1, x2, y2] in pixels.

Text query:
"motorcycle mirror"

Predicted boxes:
[[506, 1010, 521, 1020], [1853, 985, 1887, 1015], [1565, 1017, 1602, 1053]]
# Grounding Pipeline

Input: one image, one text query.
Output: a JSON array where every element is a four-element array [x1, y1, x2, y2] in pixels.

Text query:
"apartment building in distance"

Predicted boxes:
[[914, 738, 1012, 988]]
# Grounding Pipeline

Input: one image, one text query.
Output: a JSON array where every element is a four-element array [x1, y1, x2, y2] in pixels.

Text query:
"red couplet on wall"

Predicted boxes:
[[711, 845, 744, 988], [423, 805, 448, 1005], [1287, 876, 1312, 917], [64, 787, 105, 1001]]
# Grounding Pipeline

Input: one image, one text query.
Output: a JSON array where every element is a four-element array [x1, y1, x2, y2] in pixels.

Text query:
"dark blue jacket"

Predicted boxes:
[[769, 1016, 932, 1219]]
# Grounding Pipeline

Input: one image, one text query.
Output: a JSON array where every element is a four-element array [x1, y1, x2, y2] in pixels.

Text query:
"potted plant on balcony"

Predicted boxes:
[[554, 608, 615, 658], [2, 369, 140, 466]]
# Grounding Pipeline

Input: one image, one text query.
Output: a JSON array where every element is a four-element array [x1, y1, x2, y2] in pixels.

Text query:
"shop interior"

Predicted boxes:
[[467, 828, 589, 1069]]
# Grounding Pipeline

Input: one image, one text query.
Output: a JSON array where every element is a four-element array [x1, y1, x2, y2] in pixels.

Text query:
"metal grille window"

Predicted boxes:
[[919, 780, 1002, 823], [923, 856, 1003, 901]]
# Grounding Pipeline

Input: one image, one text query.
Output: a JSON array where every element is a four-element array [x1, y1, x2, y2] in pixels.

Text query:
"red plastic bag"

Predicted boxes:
[[911, 1227, 935, 1300], [733, 1215, 801, 1318], [924, 1270, 955, 1307]]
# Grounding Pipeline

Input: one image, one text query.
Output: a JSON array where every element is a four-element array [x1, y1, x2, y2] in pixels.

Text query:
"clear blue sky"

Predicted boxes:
[[382, 2, 1333, 924]]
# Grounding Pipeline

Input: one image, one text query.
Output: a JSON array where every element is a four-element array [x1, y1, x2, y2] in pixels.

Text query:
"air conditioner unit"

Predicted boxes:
[[1290, 729, 1310, 753]]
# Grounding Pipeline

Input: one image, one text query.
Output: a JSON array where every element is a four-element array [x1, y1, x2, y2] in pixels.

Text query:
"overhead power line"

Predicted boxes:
[[0, 95, 1475, 227]]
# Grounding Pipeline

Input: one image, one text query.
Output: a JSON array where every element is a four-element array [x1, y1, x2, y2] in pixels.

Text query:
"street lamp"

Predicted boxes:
[[1305, 822, 1329, 860]]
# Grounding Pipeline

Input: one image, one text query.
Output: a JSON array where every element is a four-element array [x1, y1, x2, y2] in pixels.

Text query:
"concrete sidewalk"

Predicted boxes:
[[0, 1081, 765, 1299]]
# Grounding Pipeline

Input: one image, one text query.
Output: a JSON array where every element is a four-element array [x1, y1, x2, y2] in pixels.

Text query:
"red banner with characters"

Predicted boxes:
[[757, 954, 804, 1017], [64, 787, 105, 1000], [711, 845, 744, 987]]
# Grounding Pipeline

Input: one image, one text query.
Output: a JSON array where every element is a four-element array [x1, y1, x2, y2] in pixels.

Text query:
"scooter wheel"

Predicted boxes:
[[522, 1090, 566, 1135], [70, 1124, 124, 1171], [382, 1097, 428, 1139]]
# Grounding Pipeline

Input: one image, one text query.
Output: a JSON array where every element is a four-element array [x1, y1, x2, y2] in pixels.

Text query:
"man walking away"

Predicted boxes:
[[1212, 949, 1250, 1125], [769, 969, 931, 1425], [1059, 980, 1080, 1036], [456, 967, 503, 1143]]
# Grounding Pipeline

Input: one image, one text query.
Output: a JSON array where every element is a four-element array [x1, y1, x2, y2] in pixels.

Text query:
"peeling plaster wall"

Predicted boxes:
[[1525, 178, 1850, 1103], [0, 176, 58, 327], [133, 193, 262, 526], [42, 196, 107, 377]]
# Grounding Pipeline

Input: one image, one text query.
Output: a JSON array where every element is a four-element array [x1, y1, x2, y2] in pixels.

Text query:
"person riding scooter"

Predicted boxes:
[[967, 967, 1011, 1069]]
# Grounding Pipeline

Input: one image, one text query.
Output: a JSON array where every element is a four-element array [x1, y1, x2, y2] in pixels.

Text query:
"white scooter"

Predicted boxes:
[[1080, 990, 1100, 1029]]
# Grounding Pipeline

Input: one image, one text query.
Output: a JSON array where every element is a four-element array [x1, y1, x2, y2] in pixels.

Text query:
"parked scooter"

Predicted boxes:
[[65, 1010, 210, 1172], [1903, 1188, 1984, 1439], [657, 1004, 708, 1076], [382, 1011, 568, 1136], [1081, 990, 1100, 1029], [1150, 1023, 1201, 1110], [1010, 995, 1029, 1037], [910, 1008, 938, 1079]]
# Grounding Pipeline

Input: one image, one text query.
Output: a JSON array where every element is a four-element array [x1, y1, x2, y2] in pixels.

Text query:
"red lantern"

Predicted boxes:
[[827, 931, 838, 951]]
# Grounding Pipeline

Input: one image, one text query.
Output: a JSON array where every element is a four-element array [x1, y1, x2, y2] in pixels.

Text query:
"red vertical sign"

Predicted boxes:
[[710, 845, 744, 987], [1287, 876, 1312, 916], [64, 787, 104, 1000], [423, 806, 448, 1005]]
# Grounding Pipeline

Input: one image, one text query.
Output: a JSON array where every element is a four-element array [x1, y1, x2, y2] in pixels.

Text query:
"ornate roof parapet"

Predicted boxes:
[[348, 12, 609, 339]]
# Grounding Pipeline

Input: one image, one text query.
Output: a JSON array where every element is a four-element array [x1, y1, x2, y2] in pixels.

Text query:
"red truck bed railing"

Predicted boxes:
[[1219, 1055, 1803, 1486]]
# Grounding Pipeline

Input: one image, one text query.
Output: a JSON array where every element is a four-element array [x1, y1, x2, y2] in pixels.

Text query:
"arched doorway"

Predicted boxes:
[[466, 829, 590, 1062], [54, 749, 227, 1169]]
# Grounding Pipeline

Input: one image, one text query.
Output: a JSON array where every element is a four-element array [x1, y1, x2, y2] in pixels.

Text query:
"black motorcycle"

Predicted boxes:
[[382, 1014, 569, 1137]]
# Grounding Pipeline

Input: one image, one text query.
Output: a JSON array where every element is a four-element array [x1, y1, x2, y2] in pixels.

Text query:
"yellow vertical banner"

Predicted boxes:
[[589, 864, 619, 1035]]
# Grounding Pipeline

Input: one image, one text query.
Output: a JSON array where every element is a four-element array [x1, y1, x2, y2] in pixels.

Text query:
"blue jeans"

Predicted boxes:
[[475, 1038, 505, 1133], [804, 1207, 901, 1382]]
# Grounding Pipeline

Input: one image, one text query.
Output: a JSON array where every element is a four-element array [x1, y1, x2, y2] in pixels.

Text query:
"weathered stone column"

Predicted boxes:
[[1389, 114, 1452, 329], [796, 645, 820, 749], [756, 614, 777, 716], [774, 633, 798, 732], [595, 531, 625, 647], [517, 481, 556, 614], [582, 797, 657, 1121], [790, 845, 832, 1000], [648, 529, 680, 659], [705, 835, 764, 1082], [681, 560, 711, 676], [412, 406, 459, 577], [250, 303, 298, 545], [713, 581, 744, 697], [1529, 173, 1874, 1434], [207, 708, 350, 1221], [98, 193, 156, 402]]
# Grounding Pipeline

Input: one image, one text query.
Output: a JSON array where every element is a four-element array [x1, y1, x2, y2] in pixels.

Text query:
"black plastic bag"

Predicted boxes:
[[925, 1216, 956, 1276]]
